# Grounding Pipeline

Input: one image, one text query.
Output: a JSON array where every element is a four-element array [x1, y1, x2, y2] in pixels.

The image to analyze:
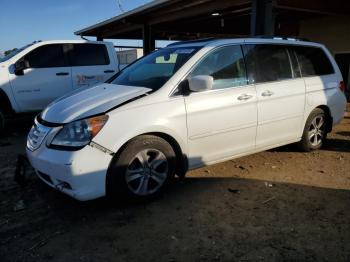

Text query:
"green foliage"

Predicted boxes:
[[4, 48, 18, 56]]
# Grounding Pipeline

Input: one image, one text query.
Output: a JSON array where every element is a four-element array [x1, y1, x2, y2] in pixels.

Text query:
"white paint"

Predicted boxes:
[[0, 40, 119, 113], [27, 38, 347, 201]]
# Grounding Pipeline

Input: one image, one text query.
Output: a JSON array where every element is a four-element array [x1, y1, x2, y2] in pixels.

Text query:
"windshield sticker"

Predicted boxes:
[[174, 49, 195, 54]]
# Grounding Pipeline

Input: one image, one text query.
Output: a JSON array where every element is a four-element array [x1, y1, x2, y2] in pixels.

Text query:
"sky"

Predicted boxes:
[[0, 0, 153, 52]]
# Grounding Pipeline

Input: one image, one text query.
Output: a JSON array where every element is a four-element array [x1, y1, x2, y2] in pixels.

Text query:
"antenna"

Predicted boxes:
[[117, 0, 124, 13]]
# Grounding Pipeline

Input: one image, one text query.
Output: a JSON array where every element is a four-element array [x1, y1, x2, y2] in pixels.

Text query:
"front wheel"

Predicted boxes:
[[298, 108, 327, 152], [107, 135, 176, 201]]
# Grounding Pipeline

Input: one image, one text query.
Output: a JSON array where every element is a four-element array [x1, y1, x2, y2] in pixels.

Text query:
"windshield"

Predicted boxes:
[[0, 43, 34, 63], [111, 46, 200, 90]]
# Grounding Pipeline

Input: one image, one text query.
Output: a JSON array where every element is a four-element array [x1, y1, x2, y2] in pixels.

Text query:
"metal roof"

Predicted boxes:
[[74, 0, 253, 40], [75, 0, 169, 36], [75, 0, 350, 41]]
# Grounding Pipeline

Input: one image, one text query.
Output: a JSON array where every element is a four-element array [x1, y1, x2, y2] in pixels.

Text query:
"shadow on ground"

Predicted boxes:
[[1, 174, 350, 262]]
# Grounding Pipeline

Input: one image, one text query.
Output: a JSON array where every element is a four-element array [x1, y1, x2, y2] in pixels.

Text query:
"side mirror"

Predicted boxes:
[[188, 75, 213, 92], [14, 59, 29, 76]]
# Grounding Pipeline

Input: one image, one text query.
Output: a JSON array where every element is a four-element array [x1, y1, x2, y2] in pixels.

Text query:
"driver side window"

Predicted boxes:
[[190, 45, 247, 90], [23, 44, 66, 68]]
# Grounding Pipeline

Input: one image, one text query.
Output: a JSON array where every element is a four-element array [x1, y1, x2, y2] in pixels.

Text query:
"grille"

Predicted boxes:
[[27, 119, 51, 151]]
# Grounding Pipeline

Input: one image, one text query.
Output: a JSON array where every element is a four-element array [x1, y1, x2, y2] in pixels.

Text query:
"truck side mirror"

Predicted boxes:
[[14, 59, 29, 76]]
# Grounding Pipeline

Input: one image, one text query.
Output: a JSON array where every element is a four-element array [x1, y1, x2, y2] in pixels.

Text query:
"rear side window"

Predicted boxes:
[[70, 44, 110, 66], [293, 46, 334, 76], [190, 45, 247, 89], [243, 44, 293, 84], [24, 44, 66, 68]]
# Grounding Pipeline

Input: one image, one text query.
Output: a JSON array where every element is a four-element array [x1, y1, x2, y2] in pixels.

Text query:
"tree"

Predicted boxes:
[[4, 48, 17, 56]]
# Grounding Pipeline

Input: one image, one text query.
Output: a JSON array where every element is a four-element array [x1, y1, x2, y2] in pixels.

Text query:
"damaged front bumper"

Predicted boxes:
[[26, 144, 113, 201]]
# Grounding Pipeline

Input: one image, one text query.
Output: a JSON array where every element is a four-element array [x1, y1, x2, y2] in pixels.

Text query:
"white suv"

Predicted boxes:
[[26, 38, 347, 201]]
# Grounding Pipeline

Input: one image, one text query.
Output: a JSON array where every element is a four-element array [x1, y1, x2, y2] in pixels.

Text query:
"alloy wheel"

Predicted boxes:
[[125, 149, 168, 196], [308, 115, 325, 147]]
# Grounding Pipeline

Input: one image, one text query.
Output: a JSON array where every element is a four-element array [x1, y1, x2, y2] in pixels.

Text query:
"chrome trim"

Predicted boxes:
[[27, 118, 51, 151]]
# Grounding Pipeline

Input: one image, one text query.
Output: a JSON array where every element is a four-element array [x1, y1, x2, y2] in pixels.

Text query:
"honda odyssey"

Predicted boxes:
[[26, 38, 347, 201]]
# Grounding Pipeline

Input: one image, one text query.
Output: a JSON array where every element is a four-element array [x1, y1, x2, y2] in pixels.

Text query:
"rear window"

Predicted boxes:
[[243, 44, 293, 84], [70, 44, 110, 66], [293, 46, 334, 77]]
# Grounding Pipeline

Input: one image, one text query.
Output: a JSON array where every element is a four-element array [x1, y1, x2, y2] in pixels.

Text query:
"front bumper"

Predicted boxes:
[[26, 144, 113, 201]]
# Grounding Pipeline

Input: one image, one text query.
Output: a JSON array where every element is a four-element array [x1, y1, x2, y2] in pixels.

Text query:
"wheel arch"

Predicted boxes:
[[146, 132, 188, 177], [315, 104, 333, 133], [0, 89, 14, 114], [106, 131, 188, 194]]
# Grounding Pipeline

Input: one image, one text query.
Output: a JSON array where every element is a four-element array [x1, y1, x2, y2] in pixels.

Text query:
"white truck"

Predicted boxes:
[[0, 40, 119, 131]]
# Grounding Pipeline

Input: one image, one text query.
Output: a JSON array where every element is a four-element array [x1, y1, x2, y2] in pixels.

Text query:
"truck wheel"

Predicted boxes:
[[298, 108, 327, 152], [107, 135, 176, 201]]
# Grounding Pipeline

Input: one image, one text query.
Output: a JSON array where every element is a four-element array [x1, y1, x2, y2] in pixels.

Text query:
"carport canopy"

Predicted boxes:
[[75, 0, 350, 54]]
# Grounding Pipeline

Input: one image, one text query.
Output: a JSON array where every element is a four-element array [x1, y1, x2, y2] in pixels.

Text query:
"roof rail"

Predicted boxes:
[[254, 35, 310, 41], [167, 38, 216, 47]]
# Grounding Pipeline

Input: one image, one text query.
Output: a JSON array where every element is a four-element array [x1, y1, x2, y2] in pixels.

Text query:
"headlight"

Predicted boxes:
[[50, 115, 108, 148]]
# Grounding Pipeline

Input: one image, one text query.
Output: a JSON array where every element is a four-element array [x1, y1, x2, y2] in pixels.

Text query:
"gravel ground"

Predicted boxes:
[[0, 106, 350, 262]]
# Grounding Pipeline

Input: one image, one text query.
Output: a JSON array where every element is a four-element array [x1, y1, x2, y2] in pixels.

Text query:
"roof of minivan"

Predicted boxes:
[[34, 40, 107, 44], [168, 37, 324, 48]]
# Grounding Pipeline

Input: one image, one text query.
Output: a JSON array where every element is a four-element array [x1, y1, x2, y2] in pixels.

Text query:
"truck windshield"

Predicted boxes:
[[0, 43, 34, 63], [110, 46, 200, 90]]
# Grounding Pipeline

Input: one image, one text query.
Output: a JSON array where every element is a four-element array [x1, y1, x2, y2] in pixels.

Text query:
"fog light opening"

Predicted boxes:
[[56, 181, 72, 190]]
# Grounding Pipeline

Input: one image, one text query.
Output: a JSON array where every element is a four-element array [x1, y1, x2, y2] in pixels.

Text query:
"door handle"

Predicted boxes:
[[56, 72, 69, 76], [237, 94, 253, 101], [104, 70, 115, 73], [261, 90, 274, 97]]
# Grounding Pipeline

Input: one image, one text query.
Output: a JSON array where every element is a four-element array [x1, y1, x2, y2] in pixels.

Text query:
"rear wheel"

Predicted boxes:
[[298, 108, 327, 152], [107, 135, 176, 201]]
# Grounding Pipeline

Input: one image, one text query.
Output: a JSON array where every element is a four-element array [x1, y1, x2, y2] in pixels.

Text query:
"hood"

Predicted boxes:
[[41, 83, 151, 124]]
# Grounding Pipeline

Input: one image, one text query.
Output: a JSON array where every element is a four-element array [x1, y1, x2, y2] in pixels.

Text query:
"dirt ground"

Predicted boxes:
[[1, 106, 350, 262]]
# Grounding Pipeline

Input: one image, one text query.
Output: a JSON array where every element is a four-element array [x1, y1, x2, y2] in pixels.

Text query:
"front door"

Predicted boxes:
[[184, 45, 257, 167], [9, 44, 72, 112]]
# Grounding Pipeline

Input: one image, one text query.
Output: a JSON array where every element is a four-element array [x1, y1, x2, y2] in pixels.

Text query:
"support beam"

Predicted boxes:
[[250, 0, 275, 36], [264, 0, 275, 35], [96, 35, 104, 41], [142, 24, 155, 54]]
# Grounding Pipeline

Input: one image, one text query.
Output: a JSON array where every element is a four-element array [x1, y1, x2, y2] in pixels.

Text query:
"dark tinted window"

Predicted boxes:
[[244, 44, 293, 84], [190, 45, 247, 89], [24, 44, 66, 68], [71, 44, 110, 66], [293, 46, 334, 76]]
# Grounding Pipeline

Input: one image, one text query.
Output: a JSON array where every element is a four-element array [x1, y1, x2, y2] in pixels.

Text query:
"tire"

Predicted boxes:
[[0, 109, 5, 134], [107, 135, 176, 201], [298, 108, 327, 152]]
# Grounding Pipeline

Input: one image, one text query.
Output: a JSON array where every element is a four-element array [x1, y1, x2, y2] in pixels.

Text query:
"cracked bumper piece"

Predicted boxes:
[[26, 145, 113, 201]]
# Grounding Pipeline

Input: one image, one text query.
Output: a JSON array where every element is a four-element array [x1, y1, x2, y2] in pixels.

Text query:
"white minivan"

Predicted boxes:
[[26, 38, 347, 201], [0, 40, 119, 131]]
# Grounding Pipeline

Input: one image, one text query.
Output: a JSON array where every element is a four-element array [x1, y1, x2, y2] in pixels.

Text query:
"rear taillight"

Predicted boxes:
[[339, 81, 346, 93]]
